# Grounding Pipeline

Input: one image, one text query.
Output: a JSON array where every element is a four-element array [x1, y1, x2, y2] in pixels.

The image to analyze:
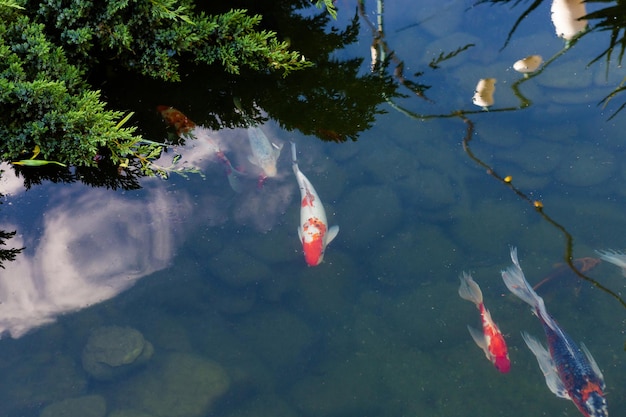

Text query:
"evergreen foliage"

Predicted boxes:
[[313, 0, 337, 19], [36, 0, 311, 81], [0, 230, 23, 269], [0, 1, 313, 174], [0, 13, 143, 170]]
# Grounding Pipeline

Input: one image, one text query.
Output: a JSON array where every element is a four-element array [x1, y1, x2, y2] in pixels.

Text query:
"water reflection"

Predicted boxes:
[[2, 1, 626, 417], [0, 169, 193, 338], [0, 118, 301, 338]]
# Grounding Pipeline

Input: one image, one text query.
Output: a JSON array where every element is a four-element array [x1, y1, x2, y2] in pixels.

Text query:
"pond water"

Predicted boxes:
[[0, 1, 625, 416]]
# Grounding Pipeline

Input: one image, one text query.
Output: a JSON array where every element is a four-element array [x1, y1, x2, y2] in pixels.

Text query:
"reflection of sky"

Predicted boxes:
[[339, 0, 616, 113], [157, 122, 297, 230], [0, 170, 193, 338], [0, 121, 297, 338], [0, 3, 625, 417]]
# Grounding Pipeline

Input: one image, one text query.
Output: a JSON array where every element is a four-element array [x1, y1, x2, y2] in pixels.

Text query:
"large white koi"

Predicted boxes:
[[291, 142, 339, 266], [247, 126, 283, 180]]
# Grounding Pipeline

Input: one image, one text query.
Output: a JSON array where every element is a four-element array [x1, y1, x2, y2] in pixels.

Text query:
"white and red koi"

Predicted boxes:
[[502, 247, 608, 417], [157, 106, 242, 192], [458, 272, 511, 373], [291, 142, 338, 266]]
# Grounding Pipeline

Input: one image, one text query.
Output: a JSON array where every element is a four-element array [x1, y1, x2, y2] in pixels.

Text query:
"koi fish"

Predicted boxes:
[[458, 272, 510, 373], [291, 142, 339, 266], [533, 257, 601, 292], [158, 106, 242, 192], [502, 247, 608, 417], [156, 105, 196, 136], [232, 98, 283, 184], [247, 126, 283, 182]]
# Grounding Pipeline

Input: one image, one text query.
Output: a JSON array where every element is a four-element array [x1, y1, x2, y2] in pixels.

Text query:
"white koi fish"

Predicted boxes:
[[247, 126, 283, 179], [291, 142, 339, 266]]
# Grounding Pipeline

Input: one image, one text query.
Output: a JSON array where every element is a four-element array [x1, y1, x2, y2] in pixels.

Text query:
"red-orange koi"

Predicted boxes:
[[458, 272, 511, 373]]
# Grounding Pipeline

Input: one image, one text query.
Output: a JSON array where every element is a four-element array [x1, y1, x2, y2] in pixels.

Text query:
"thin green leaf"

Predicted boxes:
[[12, 159, 67, 167]]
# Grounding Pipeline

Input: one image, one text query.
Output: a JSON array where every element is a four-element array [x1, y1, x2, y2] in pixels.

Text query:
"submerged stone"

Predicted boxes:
[[40, 395, 106, 417], [116, 352, 230, 417], [82, 326, 154, 381], [108, 409, 156, 417]]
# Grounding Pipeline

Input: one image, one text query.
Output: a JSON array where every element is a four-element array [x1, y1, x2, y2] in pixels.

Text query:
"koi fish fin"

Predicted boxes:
[[580, 342, 605, 382], [458, 272, 483, 305], [467, 325, 490, 358], [596, 249, 626, 277], [501, 247, 556, 331], [226, 170, 243, 193], [215, 152, 243, 193], [298, 227, 303, 242], [521, 332, 570, 400], [326, 225, 339, 245]]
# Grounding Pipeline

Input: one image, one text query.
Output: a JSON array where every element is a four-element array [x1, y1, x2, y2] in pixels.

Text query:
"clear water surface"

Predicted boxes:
[[0, 1, 625, 416]]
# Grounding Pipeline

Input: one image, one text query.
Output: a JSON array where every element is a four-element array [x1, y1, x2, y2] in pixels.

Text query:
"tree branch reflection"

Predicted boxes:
[[459, 115, 626, 310], [360, 0, 626, 325]]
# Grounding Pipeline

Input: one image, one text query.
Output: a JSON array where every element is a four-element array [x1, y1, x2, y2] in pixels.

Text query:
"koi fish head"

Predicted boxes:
[[577, 384, 608, 417], [494, 355, 511, 373], [262, 163, 277, 178], [301, 217, 327, 267]]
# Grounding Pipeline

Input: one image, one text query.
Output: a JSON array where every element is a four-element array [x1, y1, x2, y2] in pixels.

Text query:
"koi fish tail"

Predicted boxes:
[[596, 249, 626, 277], [226, 168, 243, 193], [501, 247, 554, 330], [458, 272, 483, 306], [290, 141, 300, 174], [216, 151, 243, 193]]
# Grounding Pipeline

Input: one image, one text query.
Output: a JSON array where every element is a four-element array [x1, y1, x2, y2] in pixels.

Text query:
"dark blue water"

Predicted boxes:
[[0, 1, 624, 416]]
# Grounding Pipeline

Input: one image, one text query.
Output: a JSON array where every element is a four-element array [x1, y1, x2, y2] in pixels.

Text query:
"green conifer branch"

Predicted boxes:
[[1, 2, 315, 176]]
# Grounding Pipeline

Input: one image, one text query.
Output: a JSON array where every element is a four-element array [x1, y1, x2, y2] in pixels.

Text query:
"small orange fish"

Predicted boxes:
[[458, 272, 511, 373], [157, 105, 196, 135]]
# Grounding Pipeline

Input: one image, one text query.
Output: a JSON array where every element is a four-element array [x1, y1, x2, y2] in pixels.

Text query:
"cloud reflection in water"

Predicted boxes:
[[0, 183, 192, 338], [0, 123, 296, 338]]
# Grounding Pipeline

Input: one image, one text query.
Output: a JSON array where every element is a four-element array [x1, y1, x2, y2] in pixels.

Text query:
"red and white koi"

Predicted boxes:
[[157, 106, 242, 192], [291, 142, 339, 266], [502, 247, 608, 417], [458, 272, 511, 373]]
